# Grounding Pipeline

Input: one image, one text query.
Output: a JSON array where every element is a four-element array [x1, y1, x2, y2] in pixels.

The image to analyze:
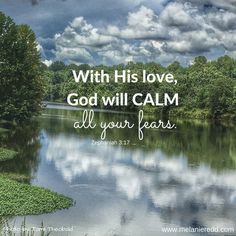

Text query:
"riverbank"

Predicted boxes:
[[43, 102, 236, 122], [0, 148, 17, 161], [168, 107, 236, 121], [0, 176, 73, 216], [0, 142, 74, 217]]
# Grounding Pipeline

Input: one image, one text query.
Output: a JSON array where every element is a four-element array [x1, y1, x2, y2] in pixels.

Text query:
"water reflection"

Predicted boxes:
[[0, 121, 41, 178], [41, 108, 236, 170], [43, 132, 236, 226], [38, 108, 236, 234], [1, 108, 236, 235]]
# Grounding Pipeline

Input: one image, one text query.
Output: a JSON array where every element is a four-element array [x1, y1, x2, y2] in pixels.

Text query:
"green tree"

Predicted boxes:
[[41, 55, 236, 119], [0, 12, 44, 121], [49, 61, 66, 72], [208, 76, 234, 116]]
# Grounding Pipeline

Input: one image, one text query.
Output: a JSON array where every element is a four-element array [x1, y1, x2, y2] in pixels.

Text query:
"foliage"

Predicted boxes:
[[49, 61, 66, 72], [0, 12, 45, 121], [0, 173, 30, 183], [41, 108, 236, 171], [41, 56, 236, 119], [0, 121, 41, 178], [0, 176, 73, 216], [0, 148, 17, 162], [0, 122, 74, 217]]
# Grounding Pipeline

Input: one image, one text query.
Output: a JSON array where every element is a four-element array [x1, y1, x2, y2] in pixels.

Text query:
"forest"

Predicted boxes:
[[42, 56, 236, 120]]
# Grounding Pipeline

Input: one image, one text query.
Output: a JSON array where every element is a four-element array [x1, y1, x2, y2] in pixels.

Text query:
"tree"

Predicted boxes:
[[0, 12, 44, 121], [40, 55, 236, 119], [49, 61, 66, 72], [208, 76, 234, 116], [193, 56, 207, 65]]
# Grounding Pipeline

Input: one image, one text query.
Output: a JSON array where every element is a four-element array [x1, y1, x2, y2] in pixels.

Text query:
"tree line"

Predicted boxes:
[[42, 56, 236, 119]]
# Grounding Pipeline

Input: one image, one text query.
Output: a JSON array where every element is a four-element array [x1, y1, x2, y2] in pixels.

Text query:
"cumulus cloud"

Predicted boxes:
[[4, 0, 236, 65], [54, 46, 93, 64], [56, 17, 117, 48], [96, 40, 162, 65], [54, 12, 164, 64], [107, 6, 168, 40], [52, 1, 236, 65], [178, 0, 236, 12], [207, 10, 236, 30], [159, 2, 197, 30], [53, 6, 171, 65], [163, 30, 220, 53]]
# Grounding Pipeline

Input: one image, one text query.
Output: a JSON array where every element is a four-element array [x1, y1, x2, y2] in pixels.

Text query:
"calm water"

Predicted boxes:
[[1, 106, 236, 235]]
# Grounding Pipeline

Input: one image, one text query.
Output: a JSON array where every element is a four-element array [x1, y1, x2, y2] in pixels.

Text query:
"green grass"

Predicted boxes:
[[0, 176, 74, 216], [0, 148, 18, 162], [0, 173, 30, 183]]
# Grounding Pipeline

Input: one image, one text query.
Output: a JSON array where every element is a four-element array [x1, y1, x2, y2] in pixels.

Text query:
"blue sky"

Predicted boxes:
[[1, 0, 236, 66]]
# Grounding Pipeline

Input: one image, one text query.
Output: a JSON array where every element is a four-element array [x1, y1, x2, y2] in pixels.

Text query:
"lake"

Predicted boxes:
[[1, 106, 236, 235]]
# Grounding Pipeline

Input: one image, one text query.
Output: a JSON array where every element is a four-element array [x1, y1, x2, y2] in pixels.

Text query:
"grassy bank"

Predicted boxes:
[[0, 148, 17, 162], [0, 133, 74, 217], [0, 173, 30, 183], [0, 176, 73, 216], [169, 107, 236, 121]]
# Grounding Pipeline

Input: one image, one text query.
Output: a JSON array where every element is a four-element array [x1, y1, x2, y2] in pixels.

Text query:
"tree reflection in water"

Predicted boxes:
[[39, 108, 236, 230], [0, 120, 41, 180], [1, 108, 236, 234]]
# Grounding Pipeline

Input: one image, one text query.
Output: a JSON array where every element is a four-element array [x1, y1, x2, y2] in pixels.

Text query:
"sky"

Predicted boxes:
[[1, 0, 236, 66]]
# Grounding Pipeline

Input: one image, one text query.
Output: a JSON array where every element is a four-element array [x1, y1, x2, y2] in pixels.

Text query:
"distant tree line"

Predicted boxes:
[[42, 56, 236, 119]]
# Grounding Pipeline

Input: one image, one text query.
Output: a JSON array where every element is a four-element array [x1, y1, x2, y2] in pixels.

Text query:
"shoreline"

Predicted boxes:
[[42, 101, 236, 123]]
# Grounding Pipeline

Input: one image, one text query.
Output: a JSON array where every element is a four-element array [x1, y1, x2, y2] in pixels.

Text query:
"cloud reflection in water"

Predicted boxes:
[[44, 133, 236, 229]]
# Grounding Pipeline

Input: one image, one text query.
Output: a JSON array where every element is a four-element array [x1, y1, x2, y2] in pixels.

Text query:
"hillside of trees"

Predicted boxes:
[[42, 56, 236, 120]]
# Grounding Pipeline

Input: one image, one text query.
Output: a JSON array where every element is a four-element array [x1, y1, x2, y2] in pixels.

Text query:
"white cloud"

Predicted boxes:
[[52, 2, 236, 65], [207, 10, 236, 30], [54, 45, 93, 64], [160, 2, 197, 29], [53, 6, 167, 65], [163, 30, 220, 53], [63, 17, 117, 47], [107, 6, 168, 39], [42, 59, 53, 67]]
